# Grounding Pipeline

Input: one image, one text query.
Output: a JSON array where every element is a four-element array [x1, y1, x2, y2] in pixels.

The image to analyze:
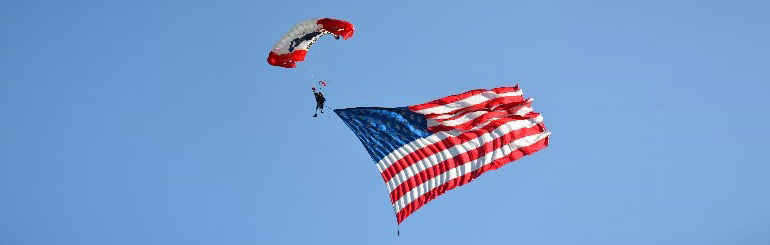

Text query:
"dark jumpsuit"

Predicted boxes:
[[314, 91, 326, 111]]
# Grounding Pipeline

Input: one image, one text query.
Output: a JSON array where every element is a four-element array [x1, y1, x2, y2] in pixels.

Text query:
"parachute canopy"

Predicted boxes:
[[267, 18, 355, 68]]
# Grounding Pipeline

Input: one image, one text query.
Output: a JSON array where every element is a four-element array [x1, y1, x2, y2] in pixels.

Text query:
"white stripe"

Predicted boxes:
[[435, 104, 534, 127], [414, 91, 522, 115], [427, 98, 521, 122], [392, 131, 551, 212], [437, 111, 489, 126], [426, 98, 534, 128], [376, 135, 447, 175], [381, 116, 545, 193], [515, 106, 534, 116], [427, 94, 528, 121]]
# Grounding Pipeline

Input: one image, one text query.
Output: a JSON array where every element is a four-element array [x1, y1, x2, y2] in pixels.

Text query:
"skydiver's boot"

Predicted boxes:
[[313, 113, 317, 117]]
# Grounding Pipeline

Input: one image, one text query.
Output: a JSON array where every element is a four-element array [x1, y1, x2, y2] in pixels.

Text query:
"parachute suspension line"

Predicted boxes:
[[320, 37, 339, 82], [306, 51, 318, 90], [314, 48, 326, 82], [308, 52, 316, 81], [312, 45, 328, 83]]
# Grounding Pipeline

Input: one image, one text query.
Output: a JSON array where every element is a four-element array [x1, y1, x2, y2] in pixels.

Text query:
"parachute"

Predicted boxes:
[[267, 18, 355, 68]]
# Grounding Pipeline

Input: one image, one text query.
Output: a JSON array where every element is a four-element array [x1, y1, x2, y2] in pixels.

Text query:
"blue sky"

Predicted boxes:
[[1, 0, 769, 244]]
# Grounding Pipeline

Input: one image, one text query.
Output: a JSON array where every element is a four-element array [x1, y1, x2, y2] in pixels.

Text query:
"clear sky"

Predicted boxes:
[[1, 0, 769, 244]]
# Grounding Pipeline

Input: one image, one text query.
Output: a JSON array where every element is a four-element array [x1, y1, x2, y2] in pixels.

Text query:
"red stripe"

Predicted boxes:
[[422, 94, 525, 122], [395, 135, 550, 223], [379, 114, 540, 182], [426, 101, 534, 132], [408, 86, 519, 112], [388, 123, 547, 203]]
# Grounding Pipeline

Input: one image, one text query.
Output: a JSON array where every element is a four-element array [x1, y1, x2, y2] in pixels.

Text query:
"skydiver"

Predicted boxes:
[[312, 86, 327, 117]]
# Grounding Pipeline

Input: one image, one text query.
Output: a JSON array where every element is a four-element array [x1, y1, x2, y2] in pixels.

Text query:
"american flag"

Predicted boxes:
[[335, 86, 550, 223]]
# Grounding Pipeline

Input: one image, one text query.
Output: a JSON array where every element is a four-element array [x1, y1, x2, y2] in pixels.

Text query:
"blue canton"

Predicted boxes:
[[334, 107, 431, 163]]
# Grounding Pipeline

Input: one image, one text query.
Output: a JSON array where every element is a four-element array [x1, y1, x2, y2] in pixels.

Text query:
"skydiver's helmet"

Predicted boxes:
[[311, 87, 316, 91], [334, 35, 340, 40]]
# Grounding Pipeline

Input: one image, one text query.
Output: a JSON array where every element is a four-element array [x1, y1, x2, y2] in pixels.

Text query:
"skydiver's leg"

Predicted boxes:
[[315, 103, 323, 116]]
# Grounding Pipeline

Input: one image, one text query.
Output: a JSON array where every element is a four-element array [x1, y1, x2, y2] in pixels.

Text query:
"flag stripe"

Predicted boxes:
[[422, 92, 525, 121], [409, 86, 519, 112], [409, 87, 521, 114], [394, 131, 550, 212], [387, 123, 547, 203], [427, 109, 535, 132], [394, 134, 550, 223], [415, 91, 522, 116], [426, 100, 534, 131]]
